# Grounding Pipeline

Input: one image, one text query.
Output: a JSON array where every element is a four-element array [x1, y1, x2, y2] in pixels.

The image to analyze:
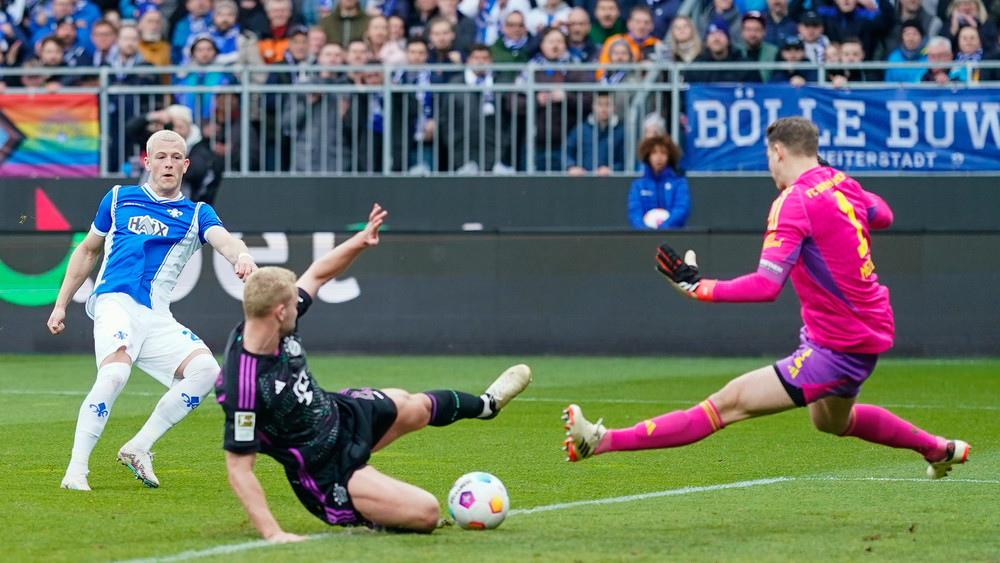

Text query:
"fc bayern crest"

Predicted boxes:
[[284, 338, 302, 357]]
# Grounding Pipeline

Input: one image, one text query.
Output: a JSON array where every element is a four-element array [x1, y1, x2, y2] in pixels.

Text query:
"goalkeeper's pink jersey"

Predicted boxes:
[[714, 166, 894, 354]]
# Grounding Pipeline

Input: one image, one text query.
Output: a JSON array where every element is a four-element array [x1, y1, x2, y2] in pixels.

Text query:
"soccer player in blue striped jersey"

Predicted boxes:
[[48, 129, 258, 491]]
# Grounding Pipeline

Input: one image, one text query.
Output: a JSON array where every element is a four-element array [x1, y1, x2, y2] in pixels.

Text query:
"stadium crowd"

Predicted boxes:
[[1, 0, 998, 175]]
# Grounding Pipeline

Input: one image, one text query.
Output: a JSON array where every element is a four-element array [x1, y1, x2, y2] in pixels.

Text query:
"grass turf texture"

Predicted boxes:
[[1, 355, 997, 562]]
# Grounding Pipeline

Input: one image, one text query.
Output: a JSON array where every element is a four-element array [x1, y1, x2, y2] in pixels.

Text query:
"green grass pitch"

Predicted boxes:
[[2, 355, 997, 562]]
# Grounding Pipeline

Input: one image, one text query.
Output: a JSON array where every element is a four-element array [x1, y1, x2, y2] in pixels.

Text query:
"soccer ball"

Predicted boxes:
[[643, 208, 670, 229], [447, 472, 509, 530]]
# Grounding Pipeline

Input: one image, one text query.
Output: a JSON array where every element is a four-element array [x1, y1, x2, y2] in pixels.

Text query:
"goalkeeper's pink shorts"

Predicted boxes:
[[774, 327, 878, 407]]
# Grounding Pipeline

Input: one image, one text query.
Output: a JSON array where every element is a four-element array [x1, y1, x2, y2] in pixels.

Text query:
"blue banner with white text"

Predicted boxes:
[[684, 85, 1000, 172]]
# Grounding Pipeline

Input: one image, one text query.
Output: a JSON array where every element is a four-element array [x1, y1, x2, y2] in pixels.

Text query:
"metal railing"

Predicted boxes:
[[1, 59, 997, 178]]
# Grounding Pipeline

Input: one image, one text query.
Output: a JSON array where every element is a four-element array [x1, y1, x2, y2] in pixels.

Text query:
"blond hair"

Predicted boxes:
[[146, 129, 188, 156], [243, 267, 298, 319]]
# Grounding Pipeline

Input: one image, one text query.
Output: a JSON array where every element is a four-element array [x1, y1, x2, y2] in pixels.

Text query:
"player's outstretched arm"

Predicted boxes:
[[225, 451, 306, 543], [297, 203, 387, 299], [205, 227, 258, 280], [47, 231, 105, 335], [655, 242, 717, 300]]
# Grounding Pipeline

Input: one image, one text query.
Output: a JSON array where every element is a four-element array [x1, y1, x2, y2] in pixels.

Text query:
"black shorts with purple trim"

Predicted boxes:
[[286, 388, 398, 526]]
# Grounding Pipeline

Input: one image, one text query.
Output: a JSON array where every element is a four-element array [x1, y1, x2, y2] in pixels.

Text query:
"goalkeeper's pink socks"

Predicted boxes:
[[598, 400, 724, 453], [839, 404, 945, 460]]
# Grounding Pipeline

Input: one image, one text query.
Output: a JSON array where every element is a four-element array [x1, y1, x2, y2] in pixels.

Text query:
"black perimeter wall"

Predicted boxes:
[[1, 175, 997, 356]]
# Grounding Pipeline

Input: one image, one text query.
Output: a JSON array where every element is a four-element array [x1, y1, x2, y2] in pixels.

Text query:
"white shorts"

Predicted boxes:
[[92, 293, 210, 386]]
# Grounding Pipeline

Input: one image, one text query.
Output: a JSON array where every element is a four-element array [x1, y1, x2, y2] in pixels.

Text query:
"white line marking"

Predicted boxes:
[[4, 391, 999, 411], [508, 477, 792, 515], [517, 397, 1000, 411], [115, 474, 993, 562]]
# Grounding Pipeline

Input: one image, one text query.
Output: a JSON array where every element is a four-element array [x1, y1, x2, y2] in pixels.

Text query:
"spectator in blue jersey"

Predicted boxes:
[[763, 0, 800, 47], [566, 91, 626, 176], [174, 36, 237, 121], [628, 134, 690, 230], [817, 0, 895, 63], [171, 0, 213, 63], [218, 205, 532, 541], [49, 128, 257, 493], [30, 0, 100, 52]]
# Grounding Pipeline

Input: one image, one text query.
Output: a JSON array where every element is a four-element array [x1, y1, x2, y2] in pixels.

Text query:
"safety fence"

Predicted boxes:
[[1, 60, 997, 177]]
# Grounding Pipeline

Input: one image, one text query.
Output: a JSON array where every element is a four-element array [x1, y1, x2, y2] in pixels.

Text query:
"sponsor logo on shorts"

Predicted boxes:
[[332, 484, 348, 506], [90, 402, 109, 417], [787, 348, 813, 379]]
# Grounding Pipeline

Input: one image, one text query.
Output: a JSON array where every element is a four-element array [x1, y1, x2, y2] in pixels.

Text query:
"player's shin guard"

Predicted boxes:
[[839, 404, 943, 459], [68, 362, 132, 472], [423, 390, 488, 426], [128, 354, 219, 451], [603, 400, 724, 453]]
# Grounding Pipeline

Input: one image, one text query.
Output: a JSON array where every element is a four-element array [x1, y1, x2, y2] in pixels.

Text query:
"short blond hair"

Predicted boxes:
[[146, 129, 188, 156], [243, 267, 298, 318]]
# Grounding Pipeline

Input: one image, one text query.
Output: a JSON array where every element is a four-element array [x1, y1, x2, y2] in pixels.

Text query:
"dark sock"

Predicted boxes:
[[423, 390, 488, 426]]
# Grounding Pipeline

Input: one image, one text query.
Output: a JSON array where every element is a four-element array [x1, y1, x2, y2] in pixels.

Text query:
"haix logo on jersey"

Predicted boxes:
[[292, 368, 313, 405], [127, 215, 169, 236]]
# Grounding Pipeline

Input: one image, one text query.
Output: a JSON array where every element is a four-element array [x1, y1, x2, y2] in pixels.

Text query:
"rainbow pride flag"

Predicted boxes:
[[0, 94, 99, 178]]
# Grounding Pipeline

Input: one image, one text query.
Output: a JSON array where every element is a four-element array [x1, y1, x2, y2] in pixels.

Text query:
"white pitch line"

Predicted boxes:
[[115, 474, 994, 563], [508, 477, 792, 515], [4, 390, 999, 411], [516, 397, 1000, 410]]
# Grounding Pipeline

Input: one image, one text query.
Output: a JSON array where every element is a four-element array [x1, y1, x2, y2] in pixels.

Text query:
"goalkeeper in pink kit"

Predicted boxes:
[[562, 116, 970, 478]]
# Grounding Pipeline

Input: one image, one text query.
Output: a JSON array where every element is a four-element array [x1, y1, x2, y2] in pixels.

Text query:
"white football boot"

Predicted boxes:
[[562, 404, 606, 462], [117, 445, 159, 488], [60, 471, 91, 491], [482, 364, 532, 417]]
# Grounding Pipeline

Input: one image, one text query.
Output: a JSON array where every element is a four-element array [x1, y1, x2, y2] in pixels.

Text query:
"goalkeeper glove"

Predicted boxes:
[[655, 242, 716, 301]]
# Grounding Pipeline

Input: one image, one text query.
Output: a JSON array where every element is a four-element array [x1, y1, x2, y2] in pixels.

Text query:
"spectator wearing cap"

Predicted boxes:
[[798, 10, 830, 64], [763, 0, 800, 47], [885, 19, 928, 82], [597, 6, 662, 79], [816, 0, 895, 61], [686, 18, 760, 83], [136, 4, 171, 67], [697, 0, 741, 46], [171, 0, 213, 63], [319, 0, 370, 46], [739, 10, 778, 80], [771, 35, 815, 85], [885, 0, 940, 54], [174, 35, 237, 120]]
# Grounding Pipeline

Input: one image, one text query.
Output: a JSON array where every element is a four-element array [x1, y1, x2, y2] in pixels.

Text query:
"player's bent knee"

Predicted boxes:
[[182, 354, 221, 394], [812, 416, 849, 435], [410, 491, 441, 532]]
